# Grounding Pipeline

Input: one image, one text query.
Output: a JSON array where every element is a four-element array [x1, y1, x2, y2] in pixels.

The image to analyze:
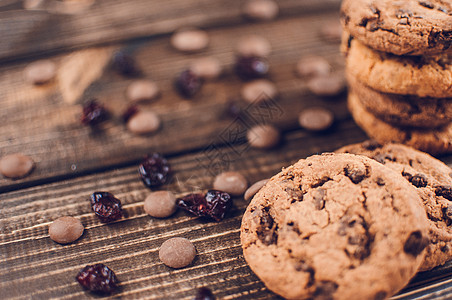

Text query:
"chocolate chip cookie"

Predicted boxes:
[[341, 0, 452, 56], [337, 142, 452, 271], [241, 153, 429, 299], [348, 91, 452, 155], [347, 72, 452, 128], [345, 39, 452, 98]]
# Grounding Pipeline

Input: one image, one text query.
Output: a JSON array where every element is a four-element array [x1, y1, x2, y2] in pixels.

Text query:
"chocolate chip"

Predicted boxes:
[[213, 171, 248, 196], [298, 107, 334, 132], [0, 153, 35, 179], [435, 185, 452, 200], [24, 59, 56, 85], [244, 179, 269, 201], [314, 281, 338, 300], [171, 28, 209, 52], [126, 80, 160, 102], [410, 173, 428, 188], [256, 207, 278, 245], [159, 237, 196, 268], [236, 35, 272, 58], [419, 1, 434, 9], [404, 231, 429, 256], [294, 261, 315, 286], [295, 56, 331, 78], [285, 187, 304, 202], [395, 9, 413, 18], [241, 79, 278, 103], [344, 166, 366, 184], [126, 111, 161, 135], [49, 216, 84, 244], [373, 153, 394, 164], [306, 74, 346, 97], [247, 124, 280, 149], [445, 205, 452, 221], [144, 191, 177, 218], [311, 176, 331, 188], [242, 0, 279, 21], [374, 291, 387, 300], [189, 57, 222, 80], [376, 177, 385, 186], [362, 140, 381, 151]]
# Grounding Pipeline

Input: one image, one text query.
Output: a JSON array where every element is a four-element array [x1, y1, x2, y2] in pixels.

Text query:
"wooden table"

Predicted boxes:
[[1, 1, 451, 299]]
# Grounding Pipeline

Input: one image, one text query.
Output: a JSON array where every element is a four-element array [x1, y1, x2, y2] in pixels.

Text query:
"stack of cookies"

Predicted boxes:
[[340, 0, 452, 155], [240, 141, 452, 299]]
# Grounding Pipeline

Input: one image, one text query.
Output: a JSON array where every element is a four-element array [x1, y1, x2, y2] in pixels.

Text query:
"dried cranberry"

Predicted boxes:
[[122, 105, 139, 123], [139, 153, 171, 188], [81, 100, 109, 126], [112, 51, 141, 76], [175, 70, 203, 98], [177, 190, 232, 222], [76, 264, 119, 294], [90, 192, 123, 223], [235, 56, 269, 80], [194, 287, 216, 300]]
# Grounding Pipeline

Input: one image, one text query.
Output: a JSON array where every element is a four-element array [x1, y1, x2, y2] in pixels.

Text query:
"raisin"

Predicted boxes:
[[76, 264, 119, 294], [194, 287, 216, 300], [175, 70, 203, 98], [138, 153, 171, 188], [122, 105, 139, 123], [235, 56, 269, 80], [176, 190, 232, 222], [81, 100, 109, 126], [410, 173, 428, 187], [404, 231, 429, 256], [90, 192, 123, 223], [112, 51, 141, 76]]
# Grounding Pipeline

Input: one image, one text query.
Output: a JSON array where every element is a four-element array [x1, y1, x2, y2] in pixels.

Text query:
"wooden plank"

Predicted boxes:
[[0, 12, 346, 191], [0, 0, 341, 62], [1, 126, 451, 299]]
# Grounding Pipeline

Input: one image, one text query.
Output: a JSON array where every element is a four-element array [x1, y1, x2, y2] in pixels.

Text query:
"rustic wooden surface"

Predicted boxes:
[[1, 1, 452, 299]]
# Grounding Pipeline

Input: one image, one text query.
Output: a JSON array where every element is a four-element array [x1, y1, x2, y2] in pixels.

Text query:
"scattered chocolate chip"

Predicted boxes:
[[404, 231, 429, 256], [139, 153, 171, 188], [410, 173, 428, 188], [236, 35, 272, 58], [126, 80, 160, 102], [24, 59, 56, 85], [81, 100, 109, 126], [112, 51, 140, 76], [235, 56, 269, 80], [241, 79, 278, 103], [176, 190, 232, 222], [90, 192, 123, 223], [373, 153, 394, 164], [435, 185, 452, 200], [76, 264, 119, 294], [247, 124, 280, 149], [242, 0, 279, 21], [144, 191, 177, 218], [49, 216, 84, 244], [189, 57, 222, 80], [285, 187, 304, 202], [213, 171, 248, 196], [159, 237, 196, 268], [313, 188, 325, 210], [295, 56, 331, 78], [244, 179, 269, 201], [376, 177, 385, 186], [171, 29, 209, 52], [298, 107, 334, 132], [395, 9, 413, 19], [306, 74, 346, 97], [126, 110, 161, 135], [194, 287, 216, 300], [344, 166, 366, 184], [0, 153, 35, 179], [175, 69, 203, 98]]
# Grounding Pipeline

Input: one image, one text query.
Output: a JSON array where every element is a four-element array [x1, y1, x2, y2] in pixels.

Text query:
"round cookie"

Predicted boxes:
[[347, 72, 452, 128], [346, 39, 452, 98], [337, 142, 452, 271], [348, 91, 452, 155], [340, 0, 452, 56], [241, 153, 429, 300]]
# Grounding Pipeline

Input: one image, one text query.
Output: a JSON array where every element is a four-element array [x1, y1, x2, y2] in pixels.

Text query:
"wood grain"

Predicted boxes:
[[0, 12, 346, 192], [0, 0, 341, 62]]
